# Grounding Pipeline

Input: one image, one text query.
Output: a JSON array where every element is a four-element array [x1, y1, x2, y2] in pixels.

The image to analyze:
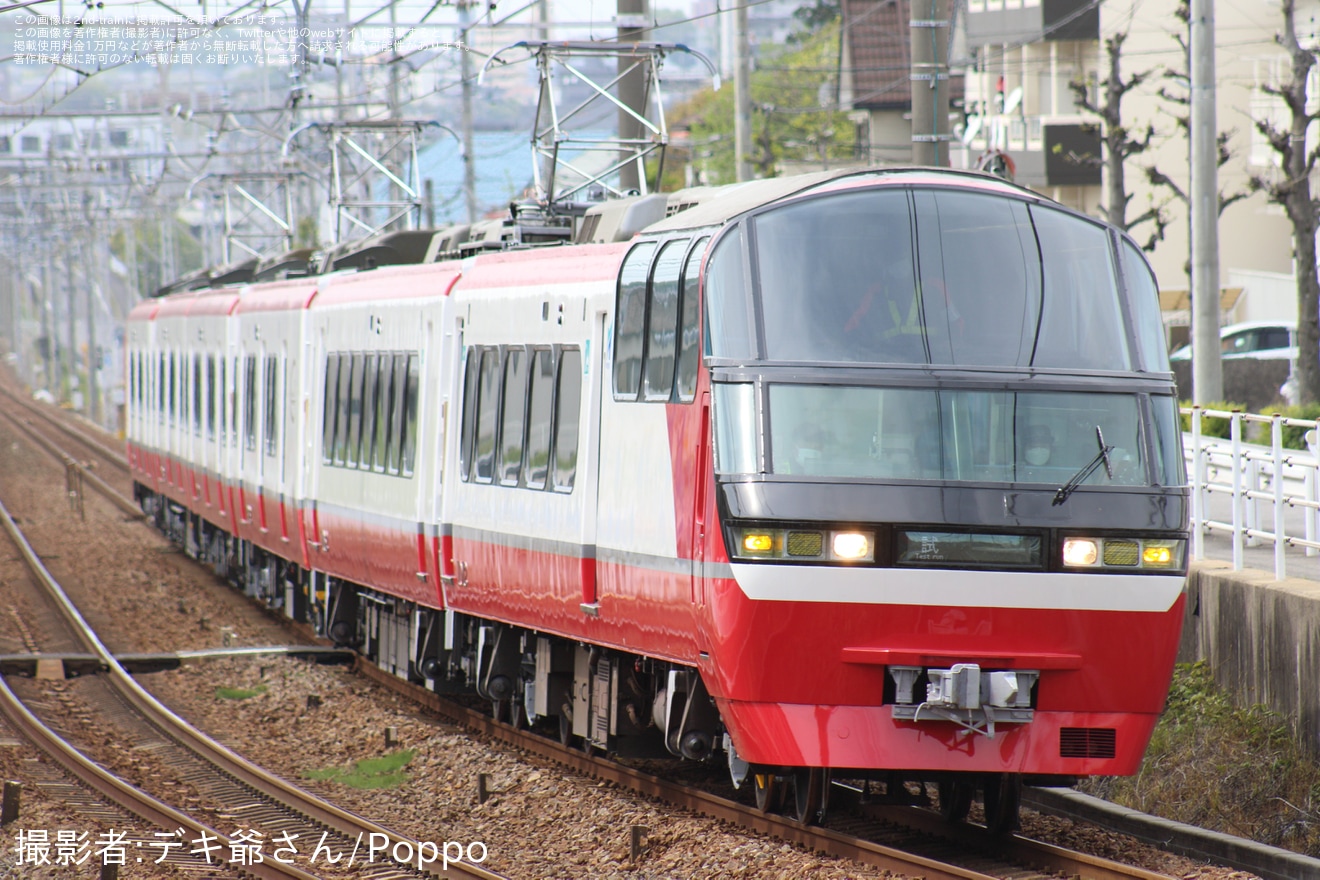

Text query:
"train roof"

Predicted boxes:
[[232, 277, 320, 314], [153, 287, 242, 319], [458, 241, 629, 290], [309, 261, 463, 308], [641, 167, 1037, 236]]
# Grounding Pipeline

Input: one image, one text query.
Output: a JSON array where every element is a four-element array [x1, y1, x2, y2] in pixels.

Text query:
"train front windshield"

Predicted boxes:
[[704, 184, 1170, 373], [703, 182, 1184, 490]]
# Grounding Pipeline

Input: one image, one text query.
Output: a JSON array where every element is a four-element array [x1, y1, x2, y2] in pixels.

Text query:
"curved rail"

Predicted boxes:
[[0, 485, 504, 880]]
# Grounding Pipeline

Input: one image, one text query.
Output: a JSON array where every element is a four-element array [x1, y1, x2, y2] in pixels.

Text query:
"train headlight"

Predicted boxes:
[[1062, 537, 1185, 570], [727, 525, 874, 563], [831, 531, 873, 561], [1062, 538, 1099, 566]]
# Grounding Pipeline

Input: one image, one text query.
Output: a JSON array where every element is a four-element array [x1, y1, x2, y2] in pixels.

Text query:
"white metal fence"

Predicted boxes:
[[1184, 407, 1320, 580]]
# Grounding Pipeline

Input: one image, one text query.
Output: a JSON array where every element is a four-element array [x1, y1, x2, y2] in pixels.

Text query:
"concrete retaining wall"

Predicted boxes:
[[1180, 560, 1320, 756]]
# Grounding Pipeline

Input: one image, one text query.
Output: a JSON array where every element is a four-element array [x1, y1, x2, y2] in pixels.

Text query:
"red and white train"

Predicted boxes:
[[126, 167, 1189, 831]]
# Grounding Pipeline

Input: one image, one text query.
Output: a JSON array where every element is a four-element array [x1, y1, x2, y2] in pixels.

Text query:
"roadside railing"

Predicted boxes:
[[1183, 406, 1320, 580]]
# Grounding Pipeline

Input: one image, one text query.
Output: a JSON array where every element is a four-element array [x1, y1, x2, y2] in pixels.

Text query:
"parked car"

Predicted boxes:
[[1168, 321, 1297, 362]]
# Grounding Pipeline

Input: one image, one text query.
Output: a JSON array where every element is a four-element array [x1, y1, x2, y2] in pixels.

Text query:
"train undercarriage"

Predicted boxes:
[[139, 490, 1035, 833]]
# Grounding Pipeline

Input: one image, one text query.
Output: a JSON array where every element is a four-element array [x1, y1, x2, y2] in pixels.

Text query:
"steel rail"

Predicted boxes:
[[356, 659, 1176, 880], [0, 406, 142, 518], [0, 476, 504, 880], [0, 500, 317, 880], [0, 384, 131, 473]]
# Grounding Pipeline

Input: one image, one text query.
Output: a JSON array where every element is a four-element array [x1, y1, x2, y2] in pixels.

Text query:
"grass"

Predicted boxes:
[[214, 684, 267, 700], [1080, 661, 1320, 854], [303, 749, 416, 790]]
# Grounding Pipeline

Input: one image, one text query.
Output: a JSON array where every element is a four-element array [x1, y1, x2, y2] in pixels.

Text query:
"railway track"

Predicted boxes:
[[0, 484, 503, 878], [0, 376, 1299, 880]]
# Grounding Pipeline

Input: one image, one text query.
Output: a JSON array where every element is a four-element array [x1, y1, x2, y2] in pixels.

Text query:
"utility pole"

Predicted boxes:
[[459, 0, 478, 222], [388, 0, 401, 118], [86, 231, 100, 425], [733, 0, 752, 182], [1190, 0, 1222, 402], [618, 0, 648, 193], [910, 0, 951, 166]]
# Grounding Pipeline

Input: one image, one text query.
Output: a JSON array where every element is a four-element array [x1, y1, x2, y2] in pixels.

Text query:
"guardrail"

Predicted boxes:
[[1183, 406, 1320, 580]]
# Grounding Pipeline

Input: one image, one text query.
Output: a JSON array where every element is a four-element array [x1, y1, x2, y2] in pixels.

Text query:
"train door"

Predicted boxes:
[[303, 322, 326, 565], [584, 310, 608, 611], [691, 391, 711, 606]]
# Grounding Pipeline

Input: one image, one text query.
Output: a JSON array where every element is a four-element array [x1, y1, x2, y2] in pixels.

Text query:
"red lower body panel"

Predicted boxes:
[[717, 700, 1156, 775]]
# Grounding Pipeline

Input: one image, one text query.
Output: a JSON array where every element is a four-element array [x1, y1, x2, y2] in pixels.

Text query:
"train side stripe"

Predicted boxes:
[[729, 564, 1185, 612]]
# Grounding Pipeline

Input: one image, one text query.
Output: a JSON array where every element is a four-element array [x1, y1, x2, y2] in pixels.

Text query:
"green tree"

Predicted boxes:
[[672, 29, 853, 186]]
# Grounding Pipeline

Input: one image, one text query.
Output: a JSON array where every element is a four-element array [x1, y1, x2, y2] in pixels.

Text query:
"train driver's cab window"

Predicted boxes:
[[762, 384, 1149, 486]]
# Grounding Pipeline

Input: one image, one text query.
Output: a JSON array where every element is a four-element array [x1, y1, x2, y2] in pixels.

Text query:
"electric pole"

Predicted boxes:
[[910, 0, 951, 166], [618, 0, 648, 193], [1190, 0, 1222, 402], [459, 0, 478, 222], [733, 0, 752, 181]]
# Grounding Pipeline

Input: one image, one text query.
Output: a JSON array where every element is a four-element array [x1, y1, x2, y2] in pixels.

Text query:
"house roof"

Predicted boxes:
[[842, 0, 964, 111]]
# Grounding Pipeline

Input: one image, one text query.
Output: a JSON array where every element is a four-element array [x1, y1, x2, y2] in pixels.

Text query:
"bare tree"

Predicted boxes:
[[1146, 0, 1248, 281], [1070, 30, 1168, 249], [1249, 0, 1320, 405]]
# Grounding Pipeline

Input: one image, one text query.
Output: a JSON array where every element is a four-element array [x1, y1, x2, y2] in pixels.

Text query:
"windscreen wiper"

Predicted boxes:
[[1052, 426, 1114, 506]]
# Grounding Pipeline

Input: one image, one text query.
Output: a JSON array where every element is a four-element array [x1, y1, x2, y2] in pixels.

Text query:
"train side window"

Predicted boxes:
[[498, 347, 528, 485], [192, 355, 202, 434], [676, 236, 710, 402], [644, 239, 687, 401], [613, 241, 657, 400], [263, 356, 279, 457], [401, 354, 420, 477], [243, 356, 258, 452], [206, 357, 217, 439], [474, 348, 501, 483], [346, 353, 365, 467], [459, 348, 480, 481], [373, 354, 395, 472], [553, 348, 582, 491], [169, 353, 178, 424], [525, 349, 554, 490], [322, 355, 340, 464], [360, 353, 378, 466], [387, 353, 408, 475], [157, 355, 165, 424], [229, 357, 239, 448], [333, 353, 352, 466]]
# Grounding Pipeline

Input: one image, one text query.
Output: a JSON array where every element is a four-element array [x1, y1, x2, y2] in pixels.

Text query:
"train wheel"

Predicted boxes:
[[558, 707, 581, 750], [981, 773, 1022, 836], [751, 768, 781, 813], [938, 779, 974, 823], [790, 767, 828, 825]]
